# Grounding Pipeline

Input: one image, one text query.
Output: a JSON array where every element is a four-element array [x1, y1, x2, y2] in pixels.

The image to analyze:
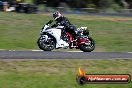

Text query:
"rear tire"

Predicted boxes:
[[79, 37, 95, 52], [37, 35, 56, 51]]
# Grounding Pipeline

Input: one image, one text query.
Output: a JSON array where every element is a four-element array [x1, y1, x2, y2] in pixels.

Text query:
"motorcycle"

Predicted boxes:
[[37, 20, 95, 52]]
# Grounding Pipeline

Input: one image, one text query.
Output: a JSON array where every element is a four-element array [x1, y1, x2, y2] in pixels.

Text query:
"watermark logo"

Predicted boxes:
[[76, 67, 131, 85]]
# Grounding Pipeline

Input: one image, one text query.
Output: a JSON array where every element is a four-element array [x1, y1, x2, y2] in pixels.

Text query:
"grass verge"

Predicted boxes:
[[0, 59, 131, 88]]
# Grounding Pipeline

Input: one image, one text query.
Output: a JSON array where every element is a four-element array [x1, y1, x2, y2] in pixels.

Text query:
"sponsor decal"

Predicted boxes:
[[76, 67, 131, 84]]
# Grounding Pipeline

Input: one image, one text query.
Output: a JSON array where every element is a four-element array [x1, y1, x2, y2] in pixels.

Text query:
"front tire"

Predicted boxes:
[[79, 37, 95, 52], [37, 35, 56, 51]]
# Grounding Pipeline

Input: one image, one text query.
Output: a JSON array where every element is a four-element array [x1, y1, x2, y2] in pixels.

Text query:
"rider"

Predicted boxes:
[[51, 11, 78, 40]]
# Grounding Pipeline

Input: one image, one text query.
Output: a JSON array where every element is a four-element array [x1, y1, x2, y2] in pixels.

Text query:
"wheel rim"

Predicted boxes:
[[39, 37, 55, 50]]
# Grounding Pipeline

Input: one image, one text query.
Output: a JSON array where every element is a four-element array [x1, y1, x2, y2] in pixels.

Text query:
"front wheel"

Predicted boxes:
[[37, 35, 56, 51], [79, 37, 95, 52]]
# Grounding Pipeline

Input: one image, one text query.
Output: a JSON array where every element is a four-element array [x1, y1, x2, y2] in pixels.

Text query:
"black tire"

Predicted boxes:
[[79, 37, 95, 52], [37, 35, 56, 51], [37, 37, 43, 50]]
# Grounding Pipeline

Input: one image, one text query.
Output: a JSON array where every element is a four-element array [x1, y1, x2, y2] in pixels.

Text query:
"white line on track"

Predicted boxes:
[[31, 50, 43, 51], [66, 51, 83, 52], [31, 50, 83, 52], [0, 49, 83, 52], [9, 50, 16, 51]]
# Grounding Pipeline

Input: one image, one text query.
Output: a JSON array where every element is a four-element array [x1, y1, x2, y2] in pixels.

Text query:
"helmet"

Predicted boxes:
[[53, 11, 62, 20]]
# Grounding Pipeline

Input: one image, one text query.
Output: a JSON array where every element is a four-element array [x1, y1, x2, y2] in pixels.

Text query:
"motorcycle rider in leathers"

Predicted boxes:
[[51, 11, 78, 40]]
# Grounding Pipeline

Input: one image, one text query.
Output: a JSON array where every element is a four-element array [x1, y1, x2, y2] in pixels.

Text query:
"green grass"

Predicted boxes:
[[0, 59, 131, 88], [0, 12, 132, 51]]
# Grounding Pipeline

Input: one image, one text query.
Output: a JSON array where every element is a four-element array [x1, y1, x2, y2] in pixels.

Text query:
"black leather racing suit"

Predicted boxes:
[[52, 16, 77, 38]]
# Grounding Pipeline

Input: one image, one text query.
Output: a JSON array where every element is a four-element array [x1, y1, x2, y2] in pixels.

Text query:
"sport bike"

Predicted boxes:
[[37, 20, 95, 52]]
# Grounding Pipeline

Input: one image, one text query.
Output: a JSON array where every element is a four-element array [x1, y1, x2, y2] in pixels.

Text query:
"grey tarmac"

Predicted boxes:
[[0, 50, 132, 59]]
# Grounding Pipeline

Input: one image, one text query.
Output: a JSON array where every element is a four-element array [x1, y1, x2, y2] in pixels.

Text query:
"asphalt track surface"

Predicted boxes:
[[0, 50, 132, 59]]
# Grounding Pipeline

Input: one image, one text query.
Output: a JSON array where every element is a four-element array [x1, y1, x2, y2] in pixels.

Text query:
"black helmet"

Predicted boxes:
[[53, 11, 62, 20]]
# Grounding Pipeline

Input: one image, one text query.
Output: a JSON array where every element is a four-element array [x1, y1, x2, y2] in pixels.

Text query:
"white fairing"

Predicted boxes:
[[77, 27, 87, 31], [41, 25, 69, 48], [81, 27, 87, 30], [41, 25, 50, 33]]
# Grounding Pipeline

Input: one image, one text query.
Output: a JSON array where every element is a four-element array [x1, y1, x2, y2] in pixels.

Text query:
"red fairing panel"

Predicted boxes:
[[77, 37, 89, 45], [66, 32, 73, 42]]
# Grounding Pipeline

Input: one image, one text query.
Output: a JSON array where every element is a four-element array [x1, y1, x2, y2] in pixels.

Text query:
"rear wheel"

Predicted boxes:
[[37, 35, 56, 51], [79, 37, 95, 52]]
